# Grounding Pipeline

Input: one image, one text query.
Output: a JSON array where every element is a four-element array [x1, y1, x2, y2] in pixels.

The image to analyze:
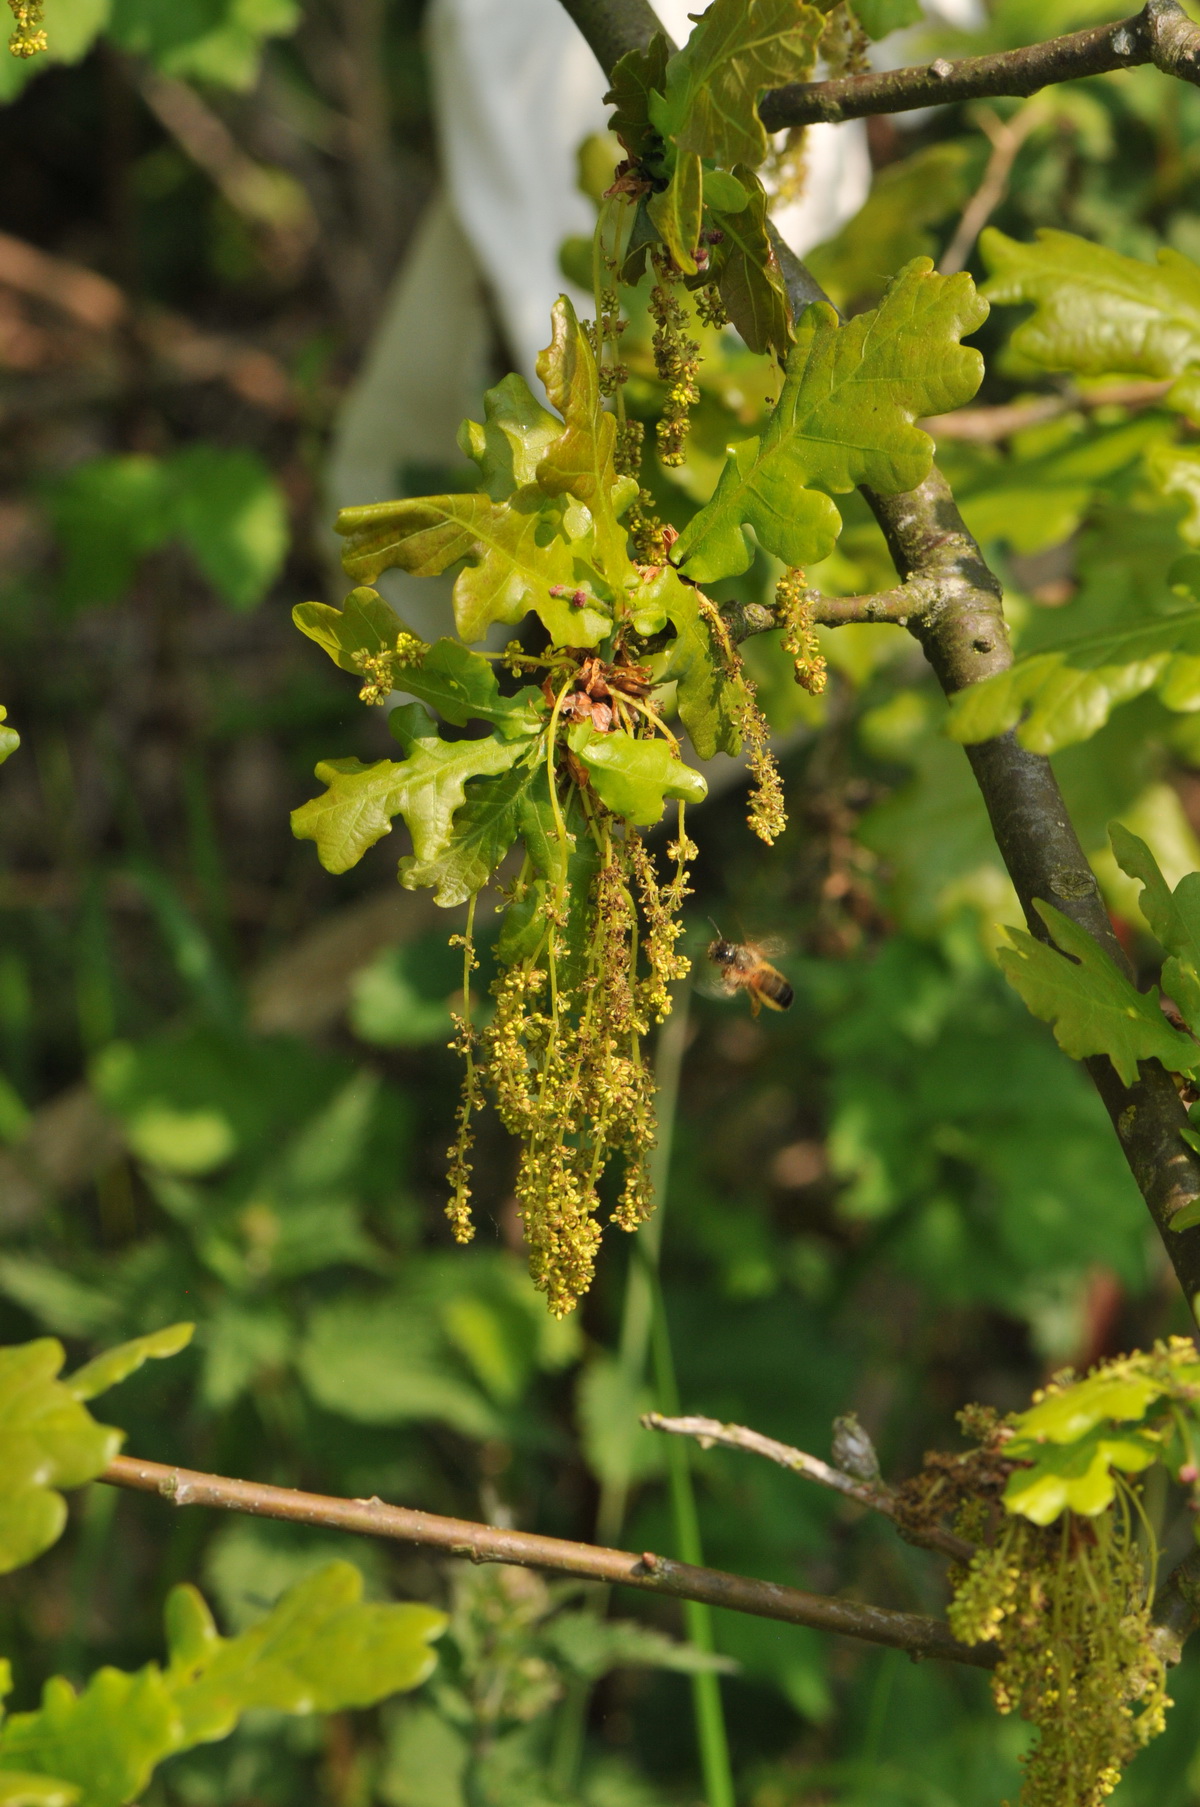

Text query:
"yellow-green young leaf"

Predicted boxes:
[[650, 0, 824, 175], [398, 641, 545, 740], [0, 1670, 177, 1807], [292, 587, 412, 675], [335, 488, 609, 647], [981, 228, 1200, 409], [457, 373, 564, 501], [398, 757, 539, 907], [946, 608, 1200, 755], [673, 260, 987, 582], [647, 150, 704, 275], [0, 1566, 445, 1807], [0, 1777, 79, 1805], [164, 1564, 446, 1744], [0, 709, 18, 768], [1110, 823, 1200, 1036], [495, 776, 603, 992], [1149, 443, 1200, 544], [998, 899, 1199, 1086], [0, 1341, 123, 1576], [534, 296, 638, 578], [1006, 1367, 1167, 1447], [711, 166, 793, 360], [642, 570, 746, 759], [567, 726, 707, 826], [66, 1323, 194, 1402], [1003, 1425, 1161, 1524], [290, 713, 528, 877]]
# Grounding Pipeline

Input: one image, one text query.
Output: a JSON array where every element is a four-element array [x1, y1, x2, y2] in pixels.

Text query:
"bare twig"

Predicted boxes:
[[643, 1414, 975, 1563], [922, 379, 1172, 443], [939, 102, 1048, 276], [758, 0, 1200, 130], [101, 1453, 993, 1667]]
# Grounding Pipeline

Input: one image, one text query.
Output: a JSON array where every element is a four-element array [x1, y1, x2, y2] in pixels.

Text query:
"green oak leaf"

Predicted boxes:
[[0, 1329, 192, 1576], [1110, 824, 1200, 1036], [1002, 1424, 1161, 1524], [0, 709, 18, 767], [0, 1566, 444, 1807], [674, 259, 987, 582], [398, 640, 545, 740], [163, 1564, 445, 1744], [981, 228, 1200, 411], [567, 725, 707, 826], [651, 0, 824, 176], [647, 570, 746, 759], [66, 1324, 194, 1402], [457, 373, 564, 501], [711, 166, 792, 359], [647, 150, 704, 274], [1006, 1366, 1166, 1447], [946, 608, 1200, 755], [1149, 443, 1200, 545], [290, 708, 528, 876], [292, 587, 412, 675], [0, 1776, 79, 1805], [998, 899, 1199, 1086], [604, 32, 671, 166], [535, 296, 638, 578], [335, 488, 612, 647], [399, 756, 539, 907]]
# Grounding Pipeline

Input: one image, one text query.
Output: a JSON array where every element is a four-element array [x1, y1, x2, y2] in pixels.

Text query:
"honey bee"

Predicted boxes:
[[706, 937, 794, 1016]]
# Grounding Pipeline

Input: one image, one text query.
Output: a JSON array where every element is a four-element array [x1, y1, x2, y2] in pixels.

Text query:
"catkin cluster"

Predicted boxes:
[[950, 1504, 1169, 1806], [446, 811, 693, 1315]]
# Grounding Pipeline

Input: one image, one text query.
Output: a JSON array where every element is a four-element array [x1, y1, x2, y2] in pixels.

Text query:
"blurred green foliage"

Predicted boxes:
[[4, 0, 1200, 1801]]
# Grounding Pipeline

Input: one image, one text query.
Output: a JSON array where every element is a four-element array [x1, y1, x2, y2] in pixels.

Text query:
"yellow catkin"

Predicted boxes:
[[7, 0, 45, 55]]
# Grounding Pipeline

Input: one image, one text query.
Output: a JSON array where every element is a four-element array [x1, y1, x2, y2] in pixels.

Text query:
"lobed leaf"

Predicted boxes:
[[0, 1565, 445, 1807], [998, 900, 1199, 1087], [567, 726, 707, 826], [290, 709, 529, 877], [495, 777, 602, 991], [981, 228, 1200, 409], [1002, 1424, 1161, 1523], [534, 297, 638, 579], [1110, 824, 1200, 1037], [947, 608, 1200, 755], [604, 31, 671, 166], [398, 757, 539, 907], [458, 373, 564, 502], [398, 641, 545, 740], [651, 0, 824, 177], [711, 166, 793, 360], [292, 586, 411, 676], [642, 571, 746, 759], [647, 150, 705, 274], [0, 1327, 191, 1576], [673, 260, 987, 582]]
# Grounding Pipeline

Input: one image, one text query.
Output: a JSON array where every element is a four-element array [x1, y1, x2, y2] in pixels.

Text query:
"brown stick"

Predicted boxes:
[[643, 1413, 975, 1563], [101, 1454, 993, 1669], [759, 0, 1200, 130]]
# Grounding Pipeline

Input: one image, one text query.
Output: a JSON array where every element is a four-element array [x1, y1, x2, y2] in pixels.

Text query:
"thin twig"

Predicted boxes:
[[759, 0, 1200, 130], [101, 1454, 994, 1668], [922, 379, 1171, 443], [643, 1414, 975, 1564], [939, 102, 1048, 276]]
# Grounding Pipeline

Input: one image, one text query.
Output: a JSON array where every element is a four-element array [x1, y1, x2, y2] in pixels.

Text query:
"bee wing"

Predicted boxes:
[[693, 965, 739, 1002], [753, 935, 788, 960]]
